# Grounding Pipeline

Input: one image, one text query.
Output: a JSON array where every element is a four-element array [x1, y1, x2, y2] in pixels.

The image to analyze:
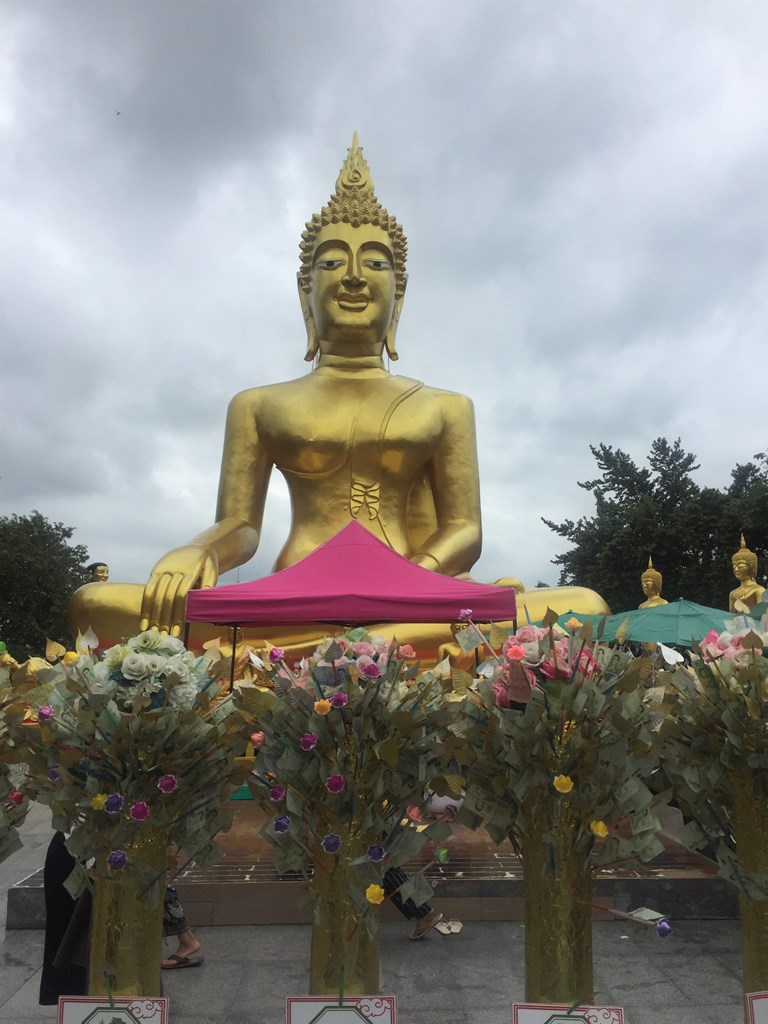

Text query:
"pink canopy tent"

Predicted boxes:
[[185, 520, 516, 626]]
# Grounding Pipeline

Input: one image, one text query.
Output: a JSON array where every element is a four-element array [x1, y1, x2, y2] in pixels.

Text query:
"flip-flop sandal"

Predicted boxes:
[[161, 953, 204, 970], [449, 920, 463, 934], [434, 920, 453, 935]]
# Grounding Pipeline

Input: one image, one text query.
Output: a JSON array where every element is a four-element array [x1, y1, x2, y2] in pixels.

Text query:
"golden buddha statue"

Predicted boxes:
[[728, 534, 765, 612], [639, 557, 667, 609], [87, 561, 109, 583], [69, 135, 608, 655]]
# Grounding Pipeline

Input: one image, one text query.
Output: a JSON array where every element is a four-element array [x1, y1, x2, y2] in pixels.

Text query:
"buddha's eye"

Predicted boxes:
[[315, 258, 345, 270], [363, 258, 391, 270]]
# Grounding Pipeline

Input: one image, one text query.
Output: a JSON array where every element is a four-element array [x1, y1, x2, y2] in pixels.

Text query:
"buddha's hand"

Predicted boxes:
[[139, 545, 219, 637]]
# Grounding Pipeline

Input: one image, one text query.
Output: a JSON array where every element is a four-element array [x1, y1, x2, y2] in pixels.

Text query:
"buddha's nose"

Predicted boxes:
[[343, 258, 367, 286]]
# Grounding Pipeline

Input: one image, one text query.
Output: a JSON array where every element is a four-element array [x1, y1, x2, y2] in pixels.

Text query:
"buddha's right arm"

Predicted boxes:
[[139, 390, 270, 635]]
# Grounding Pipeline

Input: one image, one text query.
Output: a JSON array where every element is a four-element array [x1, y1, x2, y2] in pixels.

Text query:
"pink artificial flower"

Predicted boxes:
[[702, 630, 720, 646], [352, 642, 376, 657], [299, 732, 318, 751], [540, 657, 570, 681], [325, 774, 345, 794], [38, 705, 54, 723], [491, 679, 510, 708], [576, 649, 599, 675], [269, 785, 286, 802], [129, 801, 150, 821], [504, 643, 527, 662], [356, 655, 381, 678], [250, 731, 266, 749], [397, 644, 416, 659], [156, 775, 178, 794], [406, 805, 423, 821], [268, 648, 285, 664], [515, 625, 542, 645], [329, 692, 348, 709], [458, 609, 473, 622]]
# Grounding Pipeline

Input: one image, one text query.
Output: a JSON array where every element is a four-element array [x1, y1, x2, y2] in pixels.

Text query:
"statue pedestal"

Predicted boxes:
[[167, 801, 734, 931]]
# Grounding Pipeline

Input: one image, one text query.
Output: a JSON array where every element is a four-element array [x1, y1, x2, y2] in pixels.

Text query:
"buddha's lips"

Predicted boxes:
[[337, 293, 370, 310]]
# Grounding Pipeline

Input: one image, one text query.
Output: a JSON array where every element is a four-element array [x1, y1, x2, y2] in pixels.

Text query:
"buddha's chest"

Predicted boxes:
[[258, 382, 442, 479]]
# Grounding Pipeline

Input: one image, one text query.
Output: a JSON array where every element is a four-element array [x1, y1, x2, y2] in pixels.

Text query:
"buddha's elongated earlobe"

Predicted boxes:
[[298, 273, 319, 362], [385, 276, 407, 362]]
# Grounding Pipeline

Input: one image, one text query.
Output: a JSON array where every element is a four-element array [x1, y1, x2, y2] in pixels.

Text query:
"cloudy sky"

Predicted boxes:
[[2, 1, 767, 594]]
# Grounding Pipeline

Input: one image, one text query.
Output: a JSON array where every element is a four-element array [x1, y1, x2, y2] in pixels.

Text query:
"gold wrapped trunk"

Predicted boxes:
[[522, 825, 594, 1005], [309, 822, 380, 996], [88, 829, 167, 998], [732, 773, 768, 1009]]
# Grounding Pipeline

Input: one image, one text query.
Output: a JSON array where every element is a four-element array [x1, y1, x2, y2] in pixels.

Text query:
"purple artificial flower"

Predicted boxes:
[[321, 833, 342, 854], [274, 815, 292, 834], [47, 766, 60, 782], [299, 732, 318, 751], [325, 774, 345, 794], [104, 793, 124, 813], [38, 705, 53, 722], [367, 844, 387, 863], [107, 849, 127, 871], [656, 918, 672, 938], [458, 608, 473, 622], [129, 801, 150, 821], [329, 692, 348, 709], [269, 785, 286, 802], [360, 662, 381, 679], [156, 774, 178, 794], [268, 647, 285, 664]]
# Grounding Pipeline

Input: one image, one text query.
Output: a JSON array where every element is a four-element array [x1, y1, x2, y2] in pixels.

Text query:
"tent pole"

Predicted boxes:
[[229, 624, 239, 693]]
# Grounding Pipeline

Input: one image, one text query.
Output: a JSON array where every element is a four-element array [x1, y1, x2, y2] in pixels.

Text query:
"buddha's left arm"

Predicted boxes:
[[411, 393, 482, 577]]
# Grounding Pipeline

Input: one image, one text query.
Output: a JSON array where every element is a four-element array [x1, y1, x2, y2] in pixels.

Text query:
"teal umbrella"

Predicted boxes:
[[585, 599, 734, 648]]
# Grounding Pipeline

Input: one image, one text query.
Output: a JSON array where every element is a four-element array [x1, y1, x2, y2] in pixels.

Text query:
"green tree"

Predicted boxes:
[[0, 511, 89, 660], [543, 441, 767, 613]]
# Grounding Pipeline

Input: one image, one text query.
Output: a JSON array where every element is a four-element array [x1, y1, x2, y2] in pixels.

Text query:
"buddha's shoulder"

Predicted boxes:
[[227, 376, 313, 408], [414, 381, 476, 414]]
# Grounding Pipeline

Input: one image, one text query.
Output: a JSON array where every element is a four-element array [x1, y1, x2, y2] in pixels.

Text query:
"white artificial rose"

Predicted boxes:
[[167, 681, 198, 708], [521, 642, 544, 667], [121, 652, 149, 680], [144, 654, 167, 678], [104, 644, 131, 668], [181, 651, 198, 668], [159, 636, 185, 656], [88, 661, 118, 697], [129, 631, 164, 653], [164, 654, 191, 683]]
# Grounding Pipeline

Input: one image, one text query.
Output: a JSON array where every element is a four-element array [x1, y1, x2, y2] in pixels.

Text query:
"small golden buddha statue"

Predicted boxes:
[[87, 562, 109, 583], [69, 135, 608, 655], [728, 534, 765, 612], [639, 557, 667, 609]]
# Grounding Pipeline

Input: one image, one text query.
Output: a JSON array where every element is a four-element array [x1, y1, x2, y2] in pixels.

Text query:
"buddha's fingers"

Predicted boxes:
[[146, 574, 172, 632], [169, 560, 217, 637], [157, 572, 187, 635], [139, 577, 161, 632]]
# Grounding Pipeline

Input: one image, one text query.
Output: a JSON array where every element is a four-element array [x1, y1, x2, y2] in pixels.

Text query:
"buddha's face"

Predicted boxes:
[[641, 577, 658, 596], [90, 564, 109, 582], [733, 558, 752, 582], [307, 222, 397, 351]]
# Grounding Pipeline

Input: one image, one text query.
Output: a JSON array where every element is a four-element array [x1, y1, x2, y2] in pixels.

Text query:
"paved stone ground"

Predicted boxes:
[[0, 807, 747, 1024]]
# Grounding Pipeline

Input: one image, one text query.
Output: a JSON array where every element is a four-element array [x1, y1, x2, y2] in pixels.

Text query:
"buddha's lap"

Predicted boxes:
[[69, 582, 609, 667]]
